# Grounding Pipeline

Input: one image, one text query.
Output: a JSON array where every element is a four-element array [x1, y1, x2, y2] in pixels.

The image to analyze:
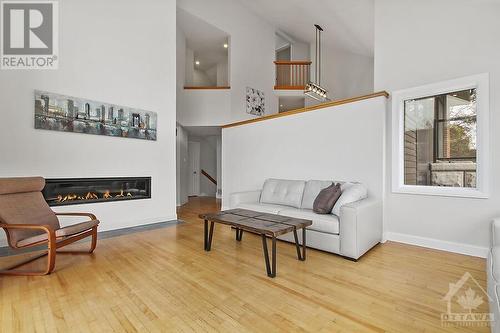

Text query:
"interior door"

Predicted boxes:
[[188, 141, 200, 196]]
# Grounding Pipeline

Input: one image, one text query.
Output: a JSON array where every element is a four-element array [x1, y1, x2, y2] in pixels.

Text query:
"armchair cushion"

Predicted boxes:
[[0, 177, 45, 195], [16, 219, 99, 247], [0, 192, 60, 246]]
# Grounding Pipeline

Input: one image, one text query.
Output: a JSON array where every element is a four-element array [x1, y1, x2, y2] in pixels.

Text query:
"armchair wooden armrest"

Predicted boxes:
[[0, 223, 55, 234], [0, 223, 57, 275], [0, 223, 57, 248], [54, 212, 97, 220]]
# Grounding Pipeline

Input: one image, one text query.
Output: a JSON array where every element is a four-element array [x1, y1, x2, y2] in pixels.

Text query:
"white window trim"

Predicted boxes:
[[391, 73, 490, 198]]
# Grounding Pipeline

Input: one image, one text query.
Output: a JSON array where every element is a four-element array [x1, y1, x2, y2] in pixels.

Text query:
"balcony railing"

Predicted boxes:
[[274, 61, 311, 90]]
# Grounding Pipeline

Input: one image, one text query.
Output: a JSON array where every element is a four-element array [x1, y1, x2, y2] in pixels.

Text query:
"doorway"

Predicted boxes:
[[188, 141, 200, 196]]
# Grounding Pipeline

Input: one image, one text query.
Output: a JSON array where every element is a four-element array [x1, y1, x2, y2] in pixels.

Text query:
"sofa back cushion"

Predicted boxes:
[[260, 179, 306, 208], [301, 180, 333, 209], [331, 183, 368, 216], [0, 177, 60, 247]]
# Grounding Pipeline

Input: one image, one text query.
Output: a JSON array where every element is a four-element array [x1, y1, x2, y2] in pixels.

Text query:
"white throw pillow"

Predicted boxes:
[[331, 183, 368, 216]]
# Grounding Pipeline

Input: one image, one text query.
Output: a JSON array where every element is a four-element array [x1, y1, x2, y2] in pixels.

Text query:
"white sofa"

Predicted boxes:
[[229, 179, 382, 260], [488, 219, 500, 333]]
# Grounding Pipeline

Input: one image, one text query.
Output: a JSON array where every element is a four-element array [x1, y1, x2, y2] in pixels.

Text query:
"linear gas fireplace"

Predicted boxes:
[[43, 177, 151, 206]]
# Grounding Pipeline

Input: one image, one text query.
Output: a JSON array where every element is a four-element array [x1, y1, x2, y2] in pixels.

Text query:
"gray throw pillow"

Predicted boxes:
[[313, 183, 342, 214]]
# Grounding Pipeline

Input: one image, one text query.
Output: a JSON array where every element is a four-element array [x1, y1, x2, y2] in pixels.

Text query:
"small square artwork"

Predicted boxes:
[[34, 90, 157, 140], [246, 87, 265, 116]]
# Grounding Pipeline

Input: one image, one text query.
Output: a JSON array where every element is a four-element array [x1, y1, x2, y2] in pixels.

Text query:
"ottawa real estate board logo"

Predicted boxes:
[[441, 272, 493, 327], [1, 0, 58, 69]]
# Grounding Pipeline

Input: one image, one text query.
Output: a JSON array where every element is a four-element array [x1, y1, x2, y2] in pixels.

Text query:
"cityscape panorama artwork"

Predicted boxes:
[[34, 90, 157, 141]]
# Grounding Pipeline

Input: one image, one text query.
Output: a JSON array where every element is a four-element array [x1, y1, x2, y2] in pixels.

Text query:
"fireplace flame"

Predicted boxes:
[[85, 192, 98, 200], [55, 189, 133, 203]]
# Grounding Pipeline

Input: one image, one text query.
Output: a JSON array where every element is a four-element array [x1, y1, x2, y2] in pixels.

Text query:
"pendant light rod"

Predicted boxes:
[[304, 24, 328, 101], [314, 24, 323, 85]]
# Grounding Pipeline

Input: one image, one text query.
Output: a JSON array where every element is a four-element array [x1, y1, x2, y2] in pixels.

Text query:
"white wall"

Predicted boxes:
[[176, 124, 189, 206], [177, 0, 278, 124], [310, 45, 374, 101], [275, 33, 290, 51], [206, 66, 218, 86], [374, 0, 500, 256], [193, 68, 215, 86], [185, 48, 195, 86], [177, 27, 187, 118], [178, 90, 231, 126], [291, 42, 309, 61], [177, 28, 231, 126], [0, 0, 177, 245], [217, 62, 229, 87], [222, 97, 387, 209]]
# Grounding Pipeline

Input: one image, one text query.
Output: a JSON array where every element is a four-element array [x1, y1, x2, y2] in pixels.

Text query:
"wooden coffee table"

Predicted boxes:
[[199, 209, 312, 278]]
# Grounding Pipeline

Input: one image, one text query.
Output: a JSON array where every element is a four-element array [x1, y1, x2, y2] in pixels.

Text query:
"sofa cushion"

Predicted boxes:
[[493, 282, 500, 316], [260, 179, 306, 209], [16, 219, 99, 248], [301, 180, 333, 209], [279, 208, 339, 235], [491, 246, 500, 284], [236, 202, 287, 214], [313, 183, 342, 214], [332, 183, 368, 216]]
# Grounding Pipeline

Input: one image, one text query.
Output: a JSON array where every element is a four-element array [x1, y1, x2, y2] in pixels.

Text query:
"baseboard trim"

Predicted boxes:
[[0, 218, 181, 256], [384, 232, 488, 258]]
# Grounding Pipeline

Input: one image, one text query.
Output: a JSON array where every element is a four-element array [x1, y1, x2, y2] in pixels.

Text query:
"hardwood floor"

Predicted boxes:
[[0, 197, 489, 332]]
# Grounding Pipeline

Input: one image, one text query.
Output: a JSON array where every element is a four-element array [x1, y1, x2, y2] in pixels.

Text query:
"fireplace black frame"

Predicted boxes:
[[43, 177, 152, 207]]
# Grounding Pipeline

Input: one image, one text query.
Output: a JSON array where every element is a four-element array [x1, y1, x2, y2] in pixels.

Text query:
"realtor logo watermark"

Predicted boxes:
[[1, 0, 58, 69], [441, 272, 493, 327]]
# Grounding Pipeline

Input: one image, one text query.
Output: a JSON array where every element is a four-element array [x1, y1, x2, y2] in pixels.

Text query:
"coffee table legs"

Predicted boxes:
[[204, 219, 215, 251], [203, 222, 305, 278], [261, 235, 276, 278], [293, 228, 307, 261], [235, 228, 243, 241]]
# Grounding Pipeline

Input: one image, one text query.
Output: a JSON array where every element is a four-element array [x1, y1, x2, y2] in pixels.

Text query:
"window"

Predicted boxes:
[[392, 74, 489, 198]]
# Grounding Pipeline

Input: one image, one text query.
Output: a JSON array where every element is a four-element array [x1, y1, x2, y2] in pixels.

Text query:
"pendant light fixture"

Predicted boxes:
[[305, 24, 328, 101]]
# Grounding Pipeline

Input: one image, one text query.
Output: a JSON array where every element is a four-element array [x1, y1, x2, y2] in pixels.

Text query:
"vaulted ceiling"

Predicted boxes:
[[177, 8, 229, 71], [236, 0, 374, 57]]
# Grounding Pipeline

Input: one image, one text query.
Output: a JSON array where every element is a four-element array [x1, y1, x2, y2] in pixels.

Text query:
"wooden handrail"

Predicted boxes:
[[184, 86, 230, 90], [222, 91, 389, 129], [274, 61, 312, 65], [201, 169, 217, 185]]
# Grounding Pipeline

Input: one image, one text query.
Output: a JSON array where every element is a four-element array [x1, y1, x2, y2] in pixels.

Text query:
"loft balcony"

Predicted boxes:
[[274, 60, 311, 90]]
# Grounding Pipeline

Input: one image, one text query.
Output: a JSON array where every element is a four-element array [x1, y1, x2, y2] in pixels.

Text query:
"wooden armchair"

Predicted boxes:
[[0, 177, 99, 276]]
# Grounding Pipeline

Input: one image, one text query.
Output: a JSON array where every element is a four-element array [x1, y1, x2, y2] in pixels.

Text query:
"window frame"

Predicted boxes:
[[392, 73, 490, 198]]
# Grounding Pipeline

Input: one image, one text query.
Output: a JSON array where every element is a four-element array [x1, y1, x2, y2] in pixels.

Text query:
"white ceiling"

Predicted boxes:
[[177, 8, 229, 71], [236, 0, 374, 57]]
